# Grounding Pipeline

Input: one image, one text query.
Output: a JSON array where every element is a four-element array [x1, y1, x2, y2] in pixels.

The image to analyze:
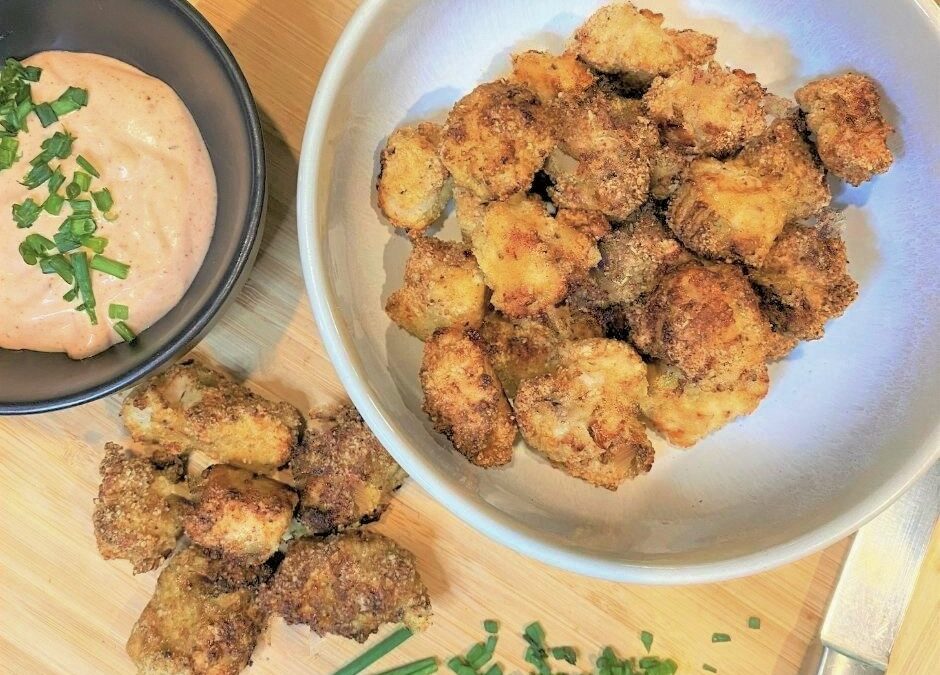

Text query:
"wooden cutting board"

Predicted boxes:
[[1, 1, 936, 673]]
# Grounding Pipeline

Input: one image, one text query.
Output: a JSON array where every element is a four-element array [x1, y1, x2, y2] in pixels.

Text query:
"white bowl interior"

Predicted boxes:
[[301, 0, 940, 581]]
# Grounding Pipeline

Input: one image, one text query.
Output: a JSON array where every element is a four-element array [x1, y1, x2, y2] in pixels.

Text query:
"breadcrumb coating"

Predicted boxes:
[[184, 464, 297, 565], [454, 185, 488, 243], [420, 327, 516, 467], [795, 72, 894, 185], [263, 531, 431, 643], [440, 80, 555, 200], [93, 443, 189, 574], [290, 403, 407, 533], [377, 122, 452, 231], [649, 139, 690, 200], [511, 50, 595, 104], [126, 547, 272, 675], [515, 338, 653, 489], [571, 2, 716, 88], [385, 237, 488, 340]]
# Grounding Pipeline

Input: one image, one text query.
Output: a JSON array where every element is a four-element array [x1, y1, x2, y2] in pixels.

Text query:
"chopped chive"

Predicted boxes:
[[483, 666, 502, 675], [334, 626, 414, 675], [108, 303, 129, 320], [639, 657, 661, 668], [12, 197, 41, 228], [113, 321, 136, 343], [483, 620, 499, 634], [50, 87, 88, 117], [748, 617, 761, 630], [43, 192, 65, 215], [39, 254, 74, 284], [68, 217, 96, 236], [703, 665, 718, 673], [0, 136, 18, 170], [711, 633, 731, 643], [641, 630, 654, 653], [65, 180, 81, 199], [524, 622, 546, 648], [48, 166, 66, 193], [465, 643, 486, 667], [76, 154, 99, 177], [375, 657, 438, 675], [62, 286, 78, 302], [79, 234, 108, 254], [551, 645, 577, 664], [18, 241, 39, 265], [14, 99, 32, 131], [446, 656, 476, 675], [70, 252, 97, 324], [645, 658, 678, 675], [22, 65, 42, 82], [53, 230, 81, 253], [72, 170, 91, 192], [69, 198, 92, 215], [34, 102, 58, 127], [41, 131, 73, 158], [21, 161, 53, 189], [90, 254, 128, 279], [91, 188, 113, 212]]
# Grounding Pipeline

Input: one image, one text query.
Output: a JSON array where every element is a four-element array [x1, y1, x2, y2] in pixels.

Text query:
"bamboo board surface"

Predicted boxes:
[[0, 1, 937, 673]]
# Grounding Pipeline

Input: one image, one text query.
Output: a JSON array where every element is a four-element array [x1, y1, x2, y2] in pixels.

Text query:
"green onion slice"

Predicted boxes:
[[551, 646, 577, 665], [113, 321, 136, 343], [12, 198, 41, 228], [48, 166, 66, 193], [76, 154, 99, 177], [21, 161, 53, 189], [108, 303, 129, 320], [69, 198, 92, 215], [483, 620, 499, 634], [53, 230, 81, 253], [70, 252, 97, 324], [72, 170, 91, 192], [748, 617, 761, 630], [39, 254, 74, 284], [334, 626, 414, 675], [34, 102, 58, 127], [79, 234, 108, 254], [92, 188, 113, 212], [703, 665, 718, 673], [374, 657, 439, 675], [43, 193, 65, 215], [68, 217, 97, 237], [90, 254, 129, 279], [62, 286, 78, 302], [641, 630, 654, 653], [711, 633, 731, 643], [42, 131, 74, 159]]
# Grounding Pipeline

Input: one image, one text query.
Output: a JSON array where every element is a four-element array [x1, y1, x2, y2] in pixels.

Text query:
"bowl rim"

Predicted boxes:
[[297, 0, 940, 583], [0, 0, 266, 415]]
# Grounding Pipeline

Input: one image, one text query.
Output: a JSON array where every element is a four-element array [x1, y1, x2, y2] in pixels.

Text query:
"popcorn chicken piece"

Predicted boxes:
[[555, 208, 612, 240], [385, 237, 488, 340], [126, 547, 272, 675], [479, 304, 604, 397], [264, 531, 431, 643], [377, 123, 452, 231], [546, 90, 657, 220], [571, 2, 716, 89], [515, 338, 653, 489], [184, 465, 297, 565], [627, 263, 773, 381], [748, 221, 858, 341], [440, 80, 555, 200], [649, 140, 690, 200], [92, 443, 189, 574], [420, 327, 516, 467], [795, 72, 894, 185], [642, 361, 769, 446], [471, 194, 600, 317], [454, 186, 487, 243], [121, 360, 304, 473], [668, 119, 830, 266], [511, 50, 596, 103], [644, 61, 766, 156], [290, 403, 407, 533]]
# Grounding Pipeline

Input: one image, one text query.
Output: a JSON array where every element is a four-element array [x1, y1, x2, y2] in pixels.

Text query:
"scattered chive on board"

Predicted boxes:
[[748, 617, 761, 630], [333, 626, 414, 675], [641, 630, 654, 653], [703, 664, 718, 673], [711, 633, 731, 643], [483, 620, 499, 634]]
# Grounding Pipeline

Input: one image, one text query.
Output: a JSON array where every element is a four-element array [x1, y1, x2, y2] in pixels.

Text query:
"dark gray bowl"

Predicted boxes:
[[0, 0, 265, 414]]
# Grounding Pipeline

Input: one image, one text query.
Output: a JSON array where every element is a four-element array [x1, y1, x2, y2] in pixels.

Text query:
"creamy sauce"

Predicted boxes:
[[0, 52, 216, 359]]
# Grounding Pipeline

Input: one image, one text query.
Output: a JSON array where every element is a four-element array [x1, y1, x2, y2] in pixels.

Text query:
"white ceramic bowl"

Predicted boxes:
[[298, 0, 940, 583]]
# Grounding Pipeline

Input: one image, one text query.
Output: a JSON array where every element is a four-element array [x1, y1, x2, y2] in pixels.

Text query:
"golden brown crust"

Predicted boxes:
[[470, 194, 600, 317], [649, 139, 691, 200], [667, 118, 830, 266], [93, 443, 189, 574], [263, 531, 431, 643], [515, 338, 653, 489], [643, 61, 766, 156], [510, 50, 596, 104], [642, 361, 769, 446], [420, 327, 516, 467], [570, 3, 716, 88], [385, 237, 488, 340], [440, 80, 555, 200], [377, 122, 452, 231], [184, 465, 297, 565], [126, 547, 272, 675], [555, 208, 612, 240], [748, 221, 858, 341], [454, 186, 488, 243], [479, 304, 604, 397], [627, 262, 773, 381], [290, 403, 407, 533], [795, 72, 893, 185], [121, 360, 304, 473]]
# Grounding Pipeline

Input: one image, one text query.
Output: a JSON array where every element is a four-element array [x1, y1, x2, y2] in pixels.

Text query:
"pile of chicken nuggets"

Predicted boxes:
[[377, 2, 894, 489], [93, 360, 429, 674]]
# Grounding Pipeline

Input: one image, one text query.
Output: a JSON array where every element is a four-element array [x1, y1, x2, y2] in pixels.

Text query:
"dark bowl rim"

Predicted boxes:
[[0, 0, 266, 415]]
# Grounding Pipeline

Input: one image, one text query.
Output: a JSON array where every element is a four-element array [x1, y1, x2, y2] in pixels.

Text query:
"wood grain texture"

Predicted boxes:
[[0, 1, 936, 673]]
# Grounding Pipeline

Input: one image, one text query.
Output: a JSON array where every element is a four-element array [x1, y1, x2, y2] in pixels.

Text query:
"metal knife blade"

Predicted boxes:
[[802, 463, 939, 674]]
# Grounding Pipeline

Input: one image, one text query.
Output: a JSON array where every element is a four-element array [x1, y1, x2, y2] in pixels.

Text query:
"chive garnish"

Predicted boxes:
[[90, 254, 129, 279], [70, 251, 97, 324], [445, 657, 476, 675], [711, 633, 731, 643], [68, 217, 97, 237], [551, 645, 577, 664], [0, 136, 18, 170], [21, 66, 42, 82], [639, 656, 661, 668], [12, 197, 41, 228], [48, 166, 66, 193], [747, 617, 761, 630], [43, 192, 65, 215], [76, 154, 99, 178], [39, 254, 74, 284], [482, 666, 502, 675], [79, 235, 108, 254], [644, 658, 678, 674], [53, 230, 81, 253], [14, 99, 32, 131], [92, 188, 113, 212], [69, 198, 92, 215], [108, 303, 129, 320], [483, 620, 499, 634], [374, 657, 438, 675], [641, 630, 654, 653], [33, 102, 58, 128], [334, 626, 414, 675], [113, 321, 136, 343], [703, 665, 718, 673], [42, 131, 73, 158], [18, 233, 56, 265], [65, 179, 82, 199], [72, 170, 91, 192], [62, 286, 78, 302], [21, 161, 53, 189], [50, 86, 88, 117]]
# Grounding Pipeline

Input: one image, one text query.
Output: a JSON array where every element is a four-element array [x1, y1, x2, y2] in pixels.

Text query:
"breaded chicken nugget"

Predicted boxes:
[[121, 360, 304, 473], [290, 403, 407, 533], [511, 50, 596, 104], [454, 186, 487, 243], [385, 237, 488, 340], [377, 123, 452, 231], [184, 464, 297, 565], [644, 61, 766, 156], [515, 338, 653, 489], [546, 90, 657, 220], [471, 194, 600, 317], [571, 3, 716, 89], [642, 361, 769, 447], [649, 139, 690, 200], [264, 531, 431, 643], [93, 443, 189, 574], [555, 208, 612, 239], [748, 221, 858, 341], [668, 119, 830, 266], [440, 80, 555, 201], [126, 546, 272, 675], [795, 73, 893, 186], [420, 327, 516, 467], [627, 263, 772, 380], [479, 304, 604, 397]]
